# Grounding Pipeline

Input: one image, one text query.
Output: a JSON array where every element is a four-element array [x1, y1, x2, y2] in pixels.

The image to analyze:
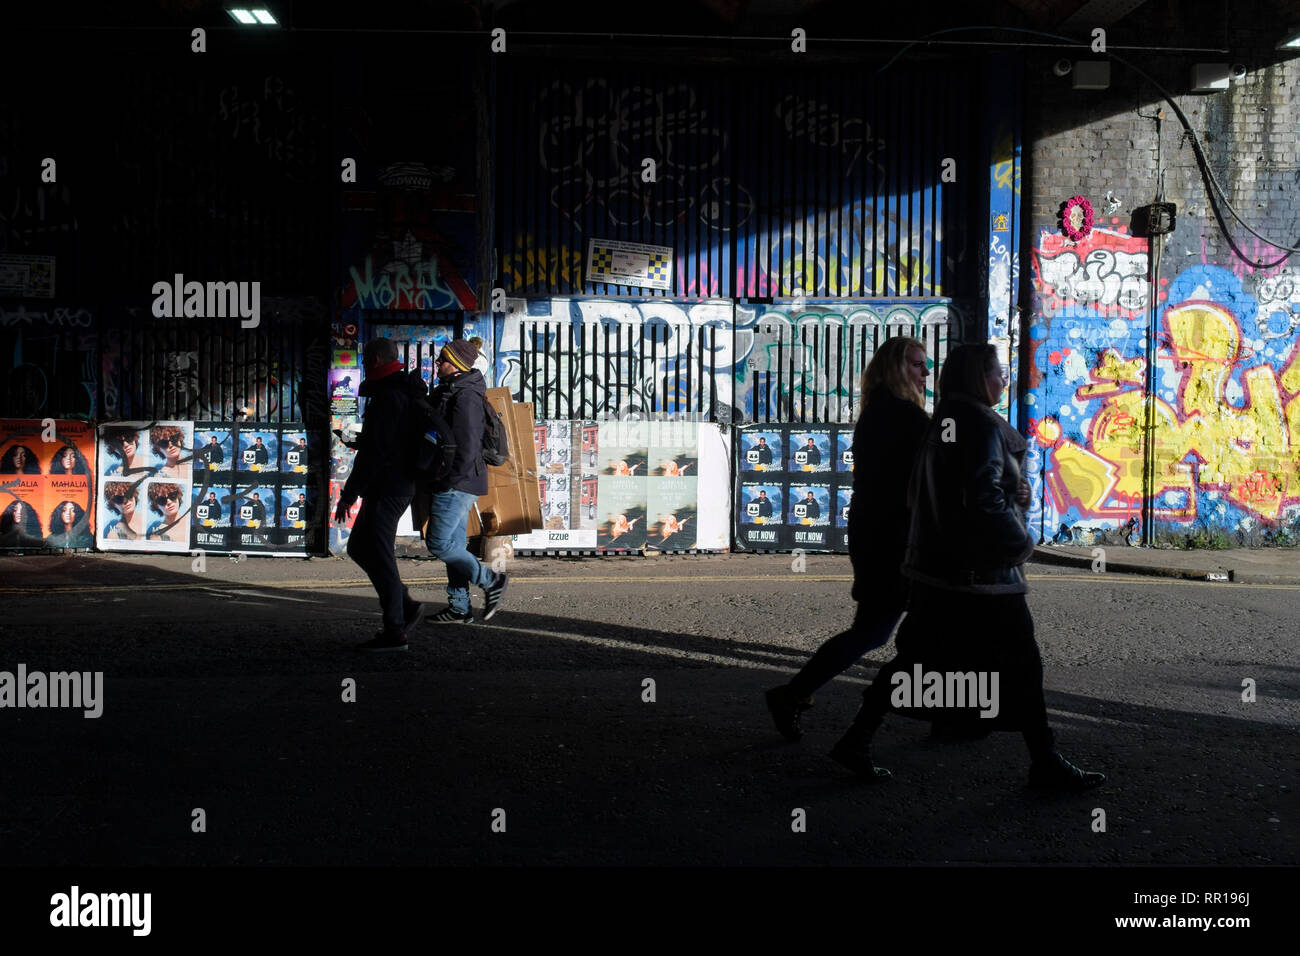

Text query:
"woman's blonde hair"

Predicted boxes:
[[859, 335, 926, 412]]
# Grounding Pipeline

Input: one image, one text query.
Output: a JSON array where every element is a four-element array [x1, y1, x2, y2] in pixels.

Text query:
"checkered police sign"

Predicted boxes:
[[586, 239, 674, 291]]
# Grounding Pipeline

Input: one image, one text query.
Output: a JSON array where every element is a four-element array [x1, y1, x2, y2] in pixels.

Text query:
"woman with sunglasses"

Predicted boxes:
[[103, 426, 148, 476], [103, 481, 142, 540], [146, 482, 186, 542], [151, 425, 191, 480]]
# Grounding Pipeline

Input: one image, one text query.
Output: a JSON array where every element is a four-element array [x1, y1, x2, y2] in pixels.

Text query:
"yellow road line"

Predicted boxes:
[[3, 571, 1298, 596]]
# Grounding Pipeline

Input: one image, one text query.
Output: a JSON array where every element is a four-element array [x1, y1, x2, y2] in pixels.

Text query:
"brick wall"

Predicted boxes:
[[1022, 0, 1300, 547]]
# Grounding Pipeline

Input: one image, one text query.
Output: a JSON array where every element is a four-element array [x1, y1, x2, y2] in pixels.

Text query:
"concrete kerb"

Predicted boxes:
[[1031, 545, 1238, 583], [1031, 545, 1300, 585]]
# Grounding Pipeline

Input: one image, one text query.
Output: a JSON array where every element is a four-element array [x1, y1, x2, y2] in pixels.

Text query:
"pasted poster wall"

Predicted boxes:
[[733, 422, 856, 553], [0, 419, 96, 550], [512, 420, 730, 552], [95, 421, 194, 552], [190, 422, 315, 556], [1026, 225, 1300, 544]]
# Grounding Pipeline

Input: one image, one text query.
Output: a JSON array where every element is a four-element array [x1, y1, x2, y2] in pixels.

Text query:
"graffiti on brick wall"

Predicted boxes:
[[1027, 257, 1300, 541], [1033, 226, 1155, 319], [340, 160, 477, 311], [498, 298, 950, 424]]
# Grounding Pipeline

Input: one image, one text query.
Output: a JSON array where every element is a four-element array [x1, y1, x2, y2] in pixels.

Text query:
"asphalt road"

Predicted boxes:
[[1, 552, 1296, 867]]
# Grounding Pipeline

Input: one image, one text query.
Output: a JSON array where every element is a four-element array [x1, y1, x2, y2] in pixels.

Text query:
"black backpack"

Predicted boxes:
[[479, 393, 510, 467], [413, 389, 509, 475]]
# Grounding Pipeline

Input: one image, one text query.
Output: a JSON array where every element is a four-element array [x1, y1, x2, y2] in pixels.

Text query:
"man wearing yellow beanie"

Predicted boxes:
[[422, 338, 508, 624]]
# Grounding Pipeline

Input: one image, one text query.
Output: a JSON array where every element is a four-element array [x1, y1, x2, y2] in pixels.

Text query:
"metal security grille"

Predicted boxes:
[[518, 317, 722, 421], [101, 309, 307, 424], [744, 308, 950, 424], [495, 58, 978, 300], [512, 302, 952, 425]]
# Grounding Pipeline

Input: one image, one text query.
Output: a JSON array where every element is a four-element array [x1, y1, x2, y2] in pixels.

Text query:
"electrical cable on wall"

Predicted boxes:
[[878, 24, 1299, 265]]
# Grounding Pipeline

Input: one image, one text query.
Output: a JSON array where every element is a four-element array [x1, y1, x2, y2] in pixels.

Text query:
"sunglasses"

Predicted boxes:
[[157, 492, 183, 504], [108, 494, 135, 506], [154, 435, 185, 449]]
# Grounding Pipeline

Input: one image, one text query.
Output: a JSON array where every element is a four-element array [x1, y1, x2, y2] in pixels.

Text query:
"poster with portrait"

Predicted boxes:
[[280, 430, 313, 476], [835, 428, 856, 473], [739, 430, 781, 474], [736, 480, 786, 550], [193, 425, 235, 477], [0, 420, 96, 550], [788, 483, 833, 551], [96, 421, 193, 553], [236, 429, 279, 475], [596, 476, 647, 551], [648, 421, 698, 478], [597, 420, 649, 479], [646, 476, 697, 551], [788, 429, 833, 474]]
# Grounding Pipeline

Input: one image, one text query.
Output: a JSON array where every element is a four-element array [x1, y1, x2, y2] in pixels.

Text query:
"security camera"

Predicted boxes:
[[1053, 59, 1073, 77], [1231, 63, 1248, 79]]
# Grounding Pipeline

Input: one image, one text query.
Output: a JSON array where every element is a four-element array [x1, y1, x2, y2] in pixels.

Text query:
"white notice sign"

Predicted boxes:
[[586, 239, 673, 291]]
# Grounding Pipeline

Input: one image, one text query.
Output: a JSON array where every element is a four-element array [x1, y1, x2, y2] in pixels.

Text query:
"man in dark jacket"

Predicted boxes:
[[422, 338, 508, 624], [336, 338, 432, 651], [252, 437, 269, 466]]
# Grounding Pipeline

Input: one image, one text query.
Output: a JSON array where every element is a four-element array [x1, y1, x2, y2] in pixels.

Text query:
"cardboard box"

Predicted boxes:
[[466, 391, 543, 537]]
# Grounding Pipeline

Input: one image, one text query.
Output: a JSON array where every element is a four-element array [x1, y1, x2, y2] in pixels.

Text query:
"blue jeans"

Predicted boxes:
[[425, 489, 495, 614]]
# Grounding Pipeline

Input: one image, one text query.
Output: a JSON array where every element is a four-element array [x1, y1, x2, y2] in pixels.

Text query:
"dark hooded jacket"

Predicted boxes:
[[341, 368, 430, 502], [429, 368, 488, 496], [902, 392, 1034, 594]]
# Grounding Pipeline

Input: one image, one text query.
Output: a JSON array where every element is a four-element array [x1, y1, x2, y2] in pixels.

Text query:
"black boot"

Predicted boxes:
[[829, 708, 890, 781], [1028, 750, 1106, 791], [765, 685, 813, 742]]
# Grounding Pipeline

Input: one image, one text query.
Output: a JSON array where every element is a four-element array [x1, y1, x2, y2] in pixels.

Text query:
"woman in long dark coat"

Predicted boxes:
[[830, 344, 1105, 790], [765, 335, 931, 740]]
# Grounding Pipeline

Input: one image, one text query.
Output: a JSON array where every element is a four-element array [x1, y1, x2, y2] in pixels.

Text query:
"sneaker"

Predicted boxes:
[[482, 572, 509, 621], [428, 606, 475, 624], [1028, 751, 1106, 791], [356, 630, 409, 652], [402, 600, 426, 633], [765, 685, 812, 742]]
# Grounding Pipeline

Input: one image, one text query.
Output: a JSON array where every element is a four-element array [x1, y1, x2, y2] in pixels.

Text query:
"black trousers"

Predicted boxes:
[[786, 574, 907, 701], [346, 494, 415, 633], [855, 584, 1055, 758]]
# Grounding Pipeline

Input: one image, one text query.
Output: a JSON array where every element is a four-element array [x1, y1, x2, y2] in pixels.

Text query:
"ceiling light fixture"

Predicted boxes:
[[226, 8, 278, 26]]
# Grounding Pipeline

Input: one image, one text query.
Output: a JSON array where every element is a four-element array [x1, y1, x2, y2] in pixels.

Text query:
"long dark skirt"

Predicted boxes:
[[861, 583, 1051, 739]]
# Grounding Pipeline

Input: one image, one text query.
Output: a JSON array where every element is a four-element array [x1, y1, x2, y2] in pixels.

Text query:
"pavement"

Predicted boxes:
[[1032, 543, 1300, 585]]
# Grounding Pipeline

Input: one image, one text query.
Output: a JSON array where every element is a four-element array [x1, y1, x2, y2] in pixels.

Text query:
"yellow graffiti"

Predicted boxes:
[[1076, 348, 1144, 398], [992, 132, 1021, 196], [503, 237, 584, 290], [1051, 302, 1300, 519]]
